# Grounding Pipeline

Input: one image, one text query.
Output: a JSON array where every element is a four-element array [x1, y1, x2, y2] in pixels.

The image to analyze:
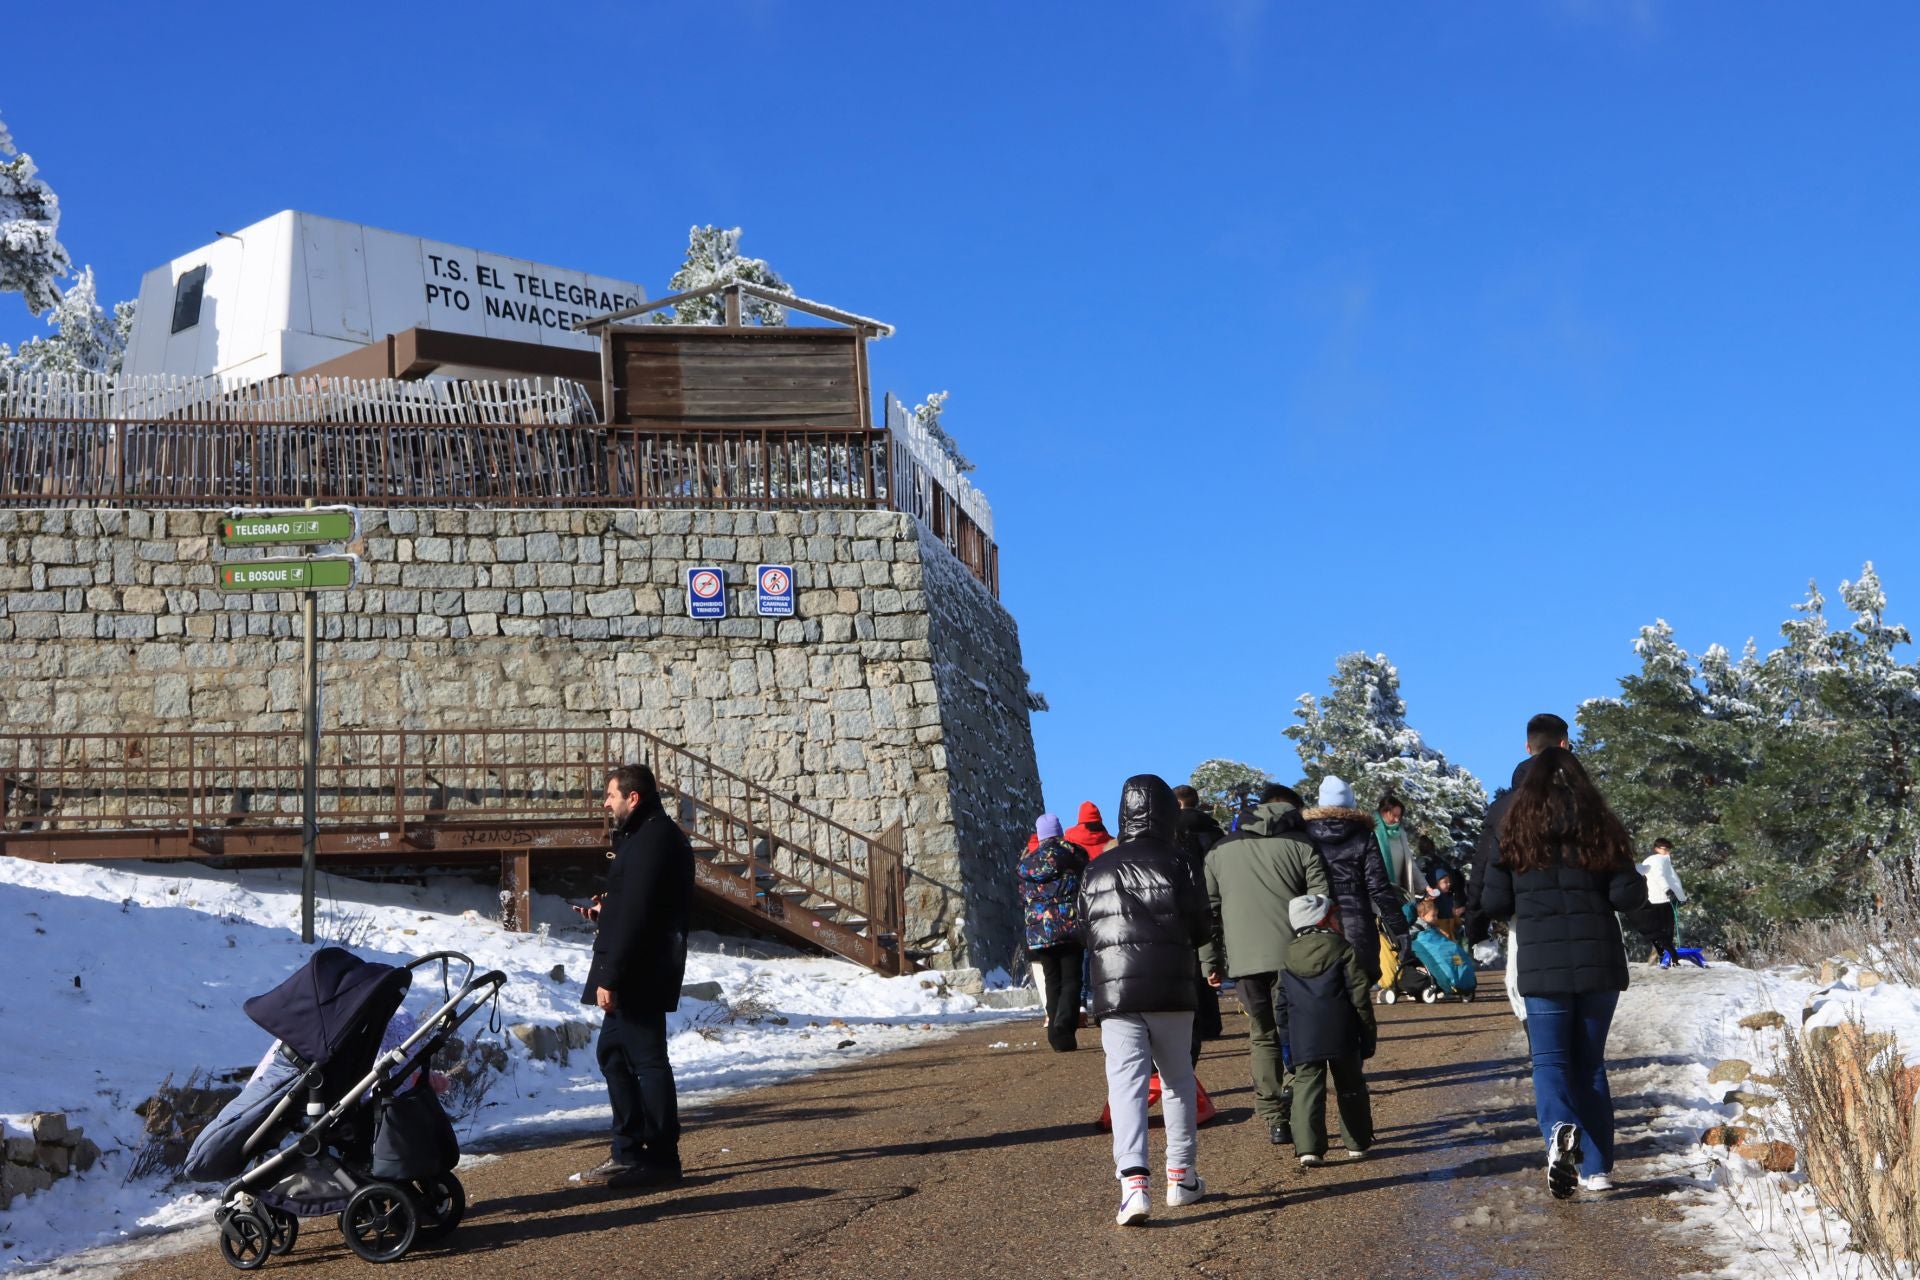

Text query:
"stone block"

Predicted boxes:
[[1, 1161, 53, 1200], [525, 531, 564, 560], [28, 1113, 68, 1144], [586, 589, 634, 618], [414, 536, 453, 562]]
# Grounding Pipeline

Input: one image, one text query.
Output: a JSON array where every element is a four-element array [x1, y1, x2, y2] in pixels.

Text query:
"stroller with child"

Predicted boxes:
[[184, 948, 505, 1269], [1378, 899, 1479, 1005]]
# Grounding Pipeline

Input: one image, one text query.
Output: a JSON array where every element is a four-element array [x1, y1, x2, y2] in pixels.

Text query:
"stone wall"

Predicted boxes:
[[0, 507, 1042, 966]]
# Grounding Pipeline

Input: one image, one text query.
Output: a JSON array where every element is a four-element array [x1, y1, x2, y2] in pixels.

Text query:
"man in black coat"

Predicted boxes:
[[579, 763, 695, 1188], [1463, 713, 1571, 946]]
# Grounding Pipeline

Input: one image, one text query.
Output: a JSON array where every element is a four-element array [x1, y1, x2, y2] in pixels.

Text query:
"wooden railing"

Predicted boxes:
[[0, 727, 910, 973]]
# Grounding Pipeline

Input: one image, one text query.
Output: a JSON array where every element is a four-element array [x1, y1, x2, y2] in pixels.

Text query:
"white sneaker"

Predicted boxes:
[[1298, 1153, 1324, 1168], [1166, 1172, 1205, 1206], [1578, 1173, 1613, 1192], [1116, 1181, 1151, 1226], [1547, 1123, 1582, 1200], [1345, 1147, 1369, 1161]]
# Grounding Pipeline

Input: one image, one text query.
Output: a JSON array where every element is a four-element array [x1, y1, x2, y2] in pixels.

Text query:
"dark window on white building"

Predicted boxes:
[[171, 266, 207, 334]]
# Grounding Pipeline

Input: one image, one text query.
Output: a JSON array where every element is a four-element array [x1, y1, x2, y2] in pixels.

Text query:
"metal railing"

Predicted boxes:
[[0, 416, 997, 595], [0, 727, 908, 971]]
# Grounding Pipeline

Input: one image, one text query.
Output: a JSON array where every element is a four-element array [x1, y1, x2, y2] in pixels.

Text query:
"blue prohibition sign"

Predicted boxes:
[[757, 564, 795, 617], [687, 566, 727, 619]]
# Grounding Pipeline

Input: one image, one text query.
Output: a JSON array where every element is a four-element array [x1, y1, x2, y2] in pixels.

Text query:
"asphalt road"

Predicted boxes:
[[113, 991, 1720, 1280]]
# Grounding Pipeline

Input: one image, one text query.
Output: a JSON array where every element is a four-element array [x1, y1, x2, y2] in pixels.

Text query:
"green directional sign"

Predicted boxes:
[[219, 509, 358, 547], [217, 557, 358, 592]]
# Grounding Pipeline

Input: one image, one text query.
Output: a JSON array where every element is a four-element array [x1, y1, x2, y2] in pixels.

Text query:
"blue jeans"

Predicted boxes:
[[1522, 990, 1618, 1177]]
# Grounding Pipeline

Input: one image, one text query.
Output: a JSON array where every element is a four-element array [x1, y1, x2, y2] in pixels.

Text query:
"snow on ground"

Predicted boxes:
[[0, 858, 1019, 1274], [1602, 959, 1920, 1279]]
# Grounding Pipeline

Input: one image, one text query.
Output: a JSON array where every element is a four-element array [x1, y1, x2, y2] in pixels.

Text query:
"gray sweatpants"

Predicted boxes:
[[1100, 1011, 1198, 1179]]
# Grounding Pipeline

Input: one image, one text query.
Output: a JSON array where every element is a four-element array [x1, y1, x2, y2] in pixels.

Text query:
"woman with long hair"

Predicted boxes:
[[1479, 747, 1648, 1198]]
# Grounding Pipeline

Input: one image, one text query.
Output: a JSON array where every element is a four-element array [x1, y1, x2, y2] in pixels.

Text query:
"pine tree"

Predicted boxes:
[[1578, 622, 1754, 940], [1582, 565, 1920, 944], [1286, 652, 1488, 854], [0, 266, 134, 378], [651, 226, 792, 326], [0, 112, 73, 317], [1189, 758, 1272, 824]]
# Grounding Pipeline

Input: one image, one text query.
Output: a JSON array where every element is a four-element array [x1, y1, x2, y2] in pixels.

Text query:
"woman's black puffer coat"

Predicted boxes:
[[1077, 775, 1210, 1020], [1479, 845, 1648, 997], [1301, 806, 1410, 978]]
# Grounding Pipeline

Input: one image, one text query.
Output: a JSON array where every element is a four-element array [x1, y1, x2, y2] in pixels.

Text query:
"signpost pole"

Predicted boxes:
[[300, 498, 319, 945]]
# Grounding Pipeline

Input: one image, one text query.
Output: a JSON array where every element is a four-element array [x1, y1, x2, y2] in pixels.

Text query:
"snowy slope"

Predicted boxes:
[[0, 858, 1014, 1273], [1605, 959, 1920, 1279]]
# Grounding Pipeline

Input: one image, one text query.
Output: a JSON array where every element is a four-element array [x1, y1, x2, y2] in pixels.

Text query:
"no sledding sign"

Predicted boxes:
[[686, 566, 727, 619], [756, 564, 795, 617]]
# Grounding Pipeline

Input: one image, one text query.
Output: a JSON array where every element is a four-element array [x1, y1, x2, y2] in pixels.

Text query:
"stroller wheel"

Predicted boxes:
[[341, 1182, 418, 1264], [1380, 988, 1398, 1005], [410, 1172, 467, 1243], [218, 1208, 272, 1271], [266, 1208, 299, 1256], [1421, 987, 1440, 1005]]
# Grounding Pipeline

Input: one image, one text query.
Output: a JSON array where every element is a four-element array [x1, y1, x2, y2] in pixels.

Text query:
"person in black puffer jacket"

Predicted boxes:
[[1301, 776, 1410, 988], [1077, 774, 1212, 1224], [1479, 747, 1648, 1201]]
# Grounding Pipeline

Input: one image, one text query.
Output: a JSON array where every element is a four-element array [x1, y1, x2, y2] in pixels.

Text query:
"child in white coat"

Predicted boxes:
[[1635, 839, 1687, 962]]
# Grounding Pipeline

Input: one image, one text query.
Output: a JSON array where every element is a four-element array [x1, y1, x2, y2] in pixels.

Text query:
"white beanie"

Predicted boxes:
[[1289, 894, 1333, 932], [1317, 775, 1356, 809]]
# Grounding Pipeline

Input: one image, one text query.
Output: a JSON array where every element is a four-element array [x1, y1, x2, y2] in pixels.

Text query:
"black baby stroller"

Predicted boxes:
[[184, 948, 505, 1269]]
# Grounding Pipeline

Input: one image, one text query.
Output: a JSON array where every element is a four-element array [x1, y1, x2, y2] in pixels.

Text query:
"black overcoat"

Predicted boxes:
[[583, 796, 696, 1012]]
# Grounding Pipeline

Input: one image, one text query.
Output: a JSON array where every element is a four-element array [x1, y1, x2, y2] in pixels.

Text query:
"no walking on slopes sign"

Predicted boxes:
[[756, 564, 795, 617]]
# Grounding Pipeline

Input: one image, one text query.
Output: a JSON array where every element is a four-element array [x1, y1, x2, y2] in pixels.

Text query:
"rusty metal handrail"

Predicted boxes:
[[0, 727, 900, 938]]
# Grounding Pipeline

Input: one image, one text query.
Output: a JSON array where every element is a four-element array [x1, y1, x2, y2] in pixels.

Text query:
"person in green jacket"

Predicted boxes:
[[1280, 894, 1378, 1166], [1200, 784, 1331, 1147]]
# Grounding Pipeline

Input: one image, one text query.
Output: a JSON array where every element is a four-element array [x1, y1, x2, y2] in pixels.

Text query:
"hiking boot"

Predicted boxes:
[[1547, 1123, 1582, 1200], [1269, 1121, 1293, 1146], [1116, 1175, 1151, 1226], [579, 1158, 637, 1185]]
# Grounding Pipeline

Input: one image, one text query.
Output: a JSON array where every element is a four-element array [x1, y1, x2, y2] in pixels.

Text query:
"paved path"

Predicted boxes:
[[115, 992, 1721, 1280]]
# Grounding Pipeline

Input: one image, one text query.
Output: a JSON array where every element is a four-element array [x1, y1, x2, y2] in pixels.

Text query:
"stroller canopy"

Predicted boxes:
[[244, 947, 412, 1068]]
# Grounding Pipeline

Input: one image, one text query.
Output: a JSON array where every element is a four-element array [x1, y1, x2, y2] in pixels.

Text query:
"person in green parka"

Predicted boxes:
[[1200, 784, 1331, 1147]]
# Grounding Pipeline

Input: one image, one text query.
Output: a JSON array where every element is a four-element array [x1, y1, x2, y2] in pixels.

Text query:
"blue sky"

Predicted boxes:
[[6, 3, 1916, 817]]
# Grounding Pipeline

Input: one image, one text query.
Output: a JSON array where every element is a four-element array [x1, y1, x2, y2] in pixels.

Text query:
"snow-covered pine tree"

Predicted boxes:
[[1578, 621, 1757, 943], [1188, 758, 1272, 824], [0, 112, 73, 317], [1581, 566, 1920, 944], [651, 226, 792, 326], [0, 266, 134, 378], [1285, 652, 1488, 854]]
